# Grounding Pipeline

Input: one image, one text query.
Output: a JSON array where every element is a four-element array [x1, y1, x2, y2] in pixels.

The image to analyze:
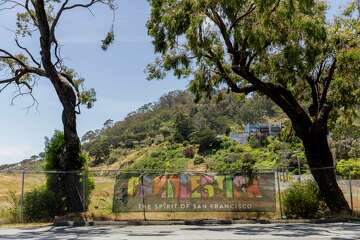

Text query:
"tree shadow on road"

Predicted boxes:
[[0, 226, 116, 240], [183, 223, 360, 238]]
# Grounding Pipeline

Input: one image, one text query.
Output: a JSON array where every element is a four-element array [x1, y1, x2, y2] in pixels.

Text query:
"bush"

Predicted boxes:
[[224, 153, 240, 164], [283, 181, 324, 219], [23, 187, 59, 221], [194, 156, 205, 165], [248, 132, 269, 147], [6, 191, 20, 223], [44, 131, 94, 214], [183, 147, 195, 158], [191, 128, 220, 154], [337, 159, 360, 179], [173, 113, 194, 142], [130, 144, 189, 172]]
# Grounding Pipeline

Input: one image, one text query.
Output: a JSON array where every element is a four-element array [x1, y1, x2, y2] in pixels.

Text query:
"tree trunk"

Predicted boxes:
[[56, 78, 85, 213], [302, 126, 351, 214], [61, 104, 84, 213], [34, 0, 85, 213]]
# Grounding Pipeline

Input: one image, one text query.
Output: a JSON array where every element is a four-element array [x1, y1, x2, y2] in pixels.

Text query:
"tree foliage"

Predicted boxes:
[[147, 0, 359, 126]]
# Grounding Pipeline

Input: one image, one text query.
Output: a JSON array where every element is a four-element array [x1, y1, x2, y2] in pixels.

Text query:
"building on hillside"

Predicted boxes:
[[230, 123, 282, 144], [245, 123, 282, 137]]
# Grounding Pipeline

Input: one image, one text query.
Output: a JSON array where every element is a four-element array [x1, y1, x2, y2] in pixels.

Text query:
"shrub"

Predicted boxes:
[[224, 153, 241, 164], [183, 147, 195, 158], [194, 156, 205, 165], [283, 180, 324, 219], [44, 131, 94, 214], [108, 148, 128, 164], [248, 132, 269, 147], [219, 136, 233, 150], [337, 159, 360, 179], [6, 191, 20, 223], [173, 113, 194, 142], [191, 128, 220, 154], [23, 187, 59, 221], [130, 144, 189, 172]]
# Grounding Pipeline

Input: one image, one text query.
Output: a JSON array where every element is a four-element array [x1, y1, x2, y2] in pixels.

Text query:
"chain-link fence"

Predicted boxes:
[[0, 168, 358, 224], [276, 167, 360, 216]]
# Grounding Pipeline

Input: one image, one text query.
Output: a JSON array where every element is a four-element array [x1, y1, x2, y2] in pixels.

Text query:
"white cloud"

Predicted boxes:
[[0, 145, 33, 165]]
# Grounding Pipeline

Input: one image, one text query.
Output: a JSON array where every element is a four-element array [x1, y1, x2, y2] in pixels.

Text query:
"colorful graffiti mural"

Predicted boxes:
[[113, 172, 275, 212]]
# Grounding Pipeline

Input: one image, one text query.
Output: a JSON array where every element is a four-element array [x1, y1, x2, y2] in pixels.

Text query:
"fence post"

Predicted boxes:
[[349, 173, 353, 212], [276, 169, 283, 219], [141, 174, 146, 221], [20, 170, 25, 223], [297, 158, 301, 182], [82, 172, 86, 210]]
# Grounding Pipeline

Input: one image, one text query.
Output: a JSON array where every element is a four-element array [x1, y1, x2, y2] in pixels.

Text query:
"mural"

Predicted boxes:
[[113, 172, 275, 212]]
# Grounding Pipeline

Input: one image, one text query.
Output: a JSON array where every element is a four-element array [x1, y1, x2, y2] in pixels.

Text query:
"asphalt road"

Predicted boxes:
[[0, 223, 359, 240]]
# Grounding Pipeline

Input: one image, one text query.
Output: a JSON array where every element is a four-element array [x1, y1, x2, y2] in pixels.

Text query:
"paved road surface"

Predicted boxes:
[[0, 223, 359, 240]]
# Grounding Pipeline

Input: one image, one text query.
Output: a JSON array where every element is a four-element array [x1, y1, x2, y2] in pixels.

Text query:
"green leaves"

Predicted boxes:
[[16, 12, 35, 37], [101, 31, 115, 51], [79, 88, 97, 109], [147, 0, 360, 127], [60, 66, 97, 109]]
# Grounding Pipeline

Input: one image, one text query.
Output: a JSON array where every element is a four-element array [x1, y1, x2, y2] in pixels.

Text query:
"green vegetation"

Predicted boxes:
[[5, 191, 20, 224], [104, 133, 304, 176], [6, 132, 96, 222], [79, 90, 320, 175], [337, 159, 360, 179], [83, 91, 280, 166], [80, 90, 314, 175], [126, 143, 189, 172], [283, 180, 326, 219], [44, 131, 94, 215], [23, 187, 58, 222]]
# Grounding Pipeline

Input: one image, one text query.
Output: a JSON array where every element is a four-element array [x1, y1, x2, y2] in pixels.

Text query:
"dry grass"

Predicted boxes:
[[0, 173, 45, 224]]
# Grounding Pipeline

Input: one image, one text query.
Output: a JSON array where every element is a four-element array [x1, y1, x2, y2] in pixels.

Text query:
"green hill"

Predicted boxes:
[[81, 90, 303, 172]]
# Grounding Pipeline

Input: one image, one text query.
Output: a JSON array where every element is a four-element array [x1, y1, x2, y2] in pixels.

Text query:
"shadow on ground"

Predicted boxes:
[[0, 226, 116, 240], [183, 223, 360, 239], [0, 223, 359, 240]]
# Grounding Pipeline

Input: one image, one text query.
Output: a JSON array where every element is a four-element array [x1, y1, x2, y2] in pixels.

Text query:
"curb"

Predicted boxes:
[[53, 218, 360, 227]]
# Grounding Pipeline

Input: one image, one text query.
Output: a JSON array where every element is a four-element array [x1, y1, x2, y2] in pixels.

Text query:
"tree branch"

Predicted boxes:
[[63, 0, 102, 10], [232, 65, 313, 137], [0, 49, 27, 68], [206, 49, 256, 94], [232, 85, 257, 94], [206, 7, 235, 54], [306, 75, 319, 116], [15, 38, 41, 68], [319, 59, 336, 110], [229, 3, 256, 30], [50, 0, 69, 42]]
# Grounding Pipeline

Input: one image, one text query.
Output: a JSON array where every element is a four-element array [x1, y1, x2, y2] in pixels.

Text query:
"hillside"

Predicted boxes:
[[81, 90, 305, 172]]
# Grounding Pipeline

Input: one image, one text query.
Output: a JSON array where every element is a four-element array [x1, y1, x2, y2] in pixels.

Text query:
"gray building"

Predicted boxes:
[[230, 123, 282, 144]]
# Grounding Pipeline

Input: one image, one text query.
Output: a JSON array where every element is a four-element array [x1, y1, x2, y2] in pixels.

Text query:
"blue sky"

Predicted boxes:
[[0, 0, 350, 164]]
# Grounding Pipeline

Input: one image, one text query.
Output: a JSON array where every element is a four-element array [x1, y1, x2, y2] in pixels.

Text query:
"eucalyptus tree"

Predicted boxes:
[[0, 0, 115, 212], [147, 0, 360, 213]]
